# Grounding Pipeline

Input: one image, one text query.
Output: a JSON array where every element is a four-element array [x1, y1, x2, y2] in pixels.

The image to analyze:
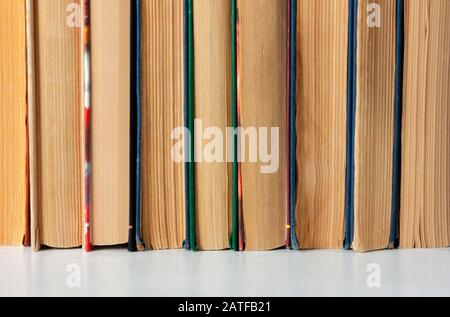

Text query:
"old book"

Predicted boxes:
[[347, 0, 401, 252], [90, 0, 130, 246], [295, 0, 348, 249], [0, 0, 29, 246], [237, 0, 288, 251], [31, 0, 82, 250], [193, 0, 231, 251], [140, 0, 186, 250], [400, 0, 450, 248]]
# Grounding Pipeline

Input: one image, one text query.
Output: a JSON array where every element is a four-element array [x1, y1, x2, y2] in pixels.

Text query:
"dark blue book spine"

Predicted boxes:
[[344, 0, 358, 250], [390, 0, 404, 248], [135, 0, 144, 250], [289, 0, 299, 250], [128, 0, 138, 252]]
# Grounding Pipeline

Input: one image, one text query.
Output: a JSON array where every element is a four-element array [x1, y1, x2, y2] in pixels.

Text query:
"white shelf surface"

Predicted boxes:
[[1, 248, 449, 297]]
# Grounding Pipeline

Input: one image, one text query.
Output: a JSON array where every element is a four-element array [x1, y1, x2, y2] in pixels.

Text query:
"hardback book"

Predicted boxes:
[[345, 0, 402, 252], [30, 0, 83, 250], [236, 0, 288, 251], [400, 0, 450, 248], [192, 0, 232, 251], [89, 0, 130, 247], [0, 0, 29, 246], [138, 0, 186, 250]]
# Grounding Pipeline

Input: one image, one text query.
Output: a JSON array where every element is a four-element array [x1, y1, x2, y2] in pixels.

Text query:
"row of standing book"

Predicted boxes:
[[0, 0, 449, 252]]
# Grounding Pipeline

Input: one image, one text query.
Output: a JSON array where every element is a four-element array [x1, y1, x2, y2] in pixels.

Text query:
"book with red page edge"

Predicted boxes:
[[82, 0, 92, 252]]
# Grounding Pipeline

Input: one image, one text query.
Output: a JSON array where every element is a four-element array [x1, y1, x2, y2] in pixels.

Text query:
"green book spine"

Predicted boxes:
[[187, 0, 197, 251]]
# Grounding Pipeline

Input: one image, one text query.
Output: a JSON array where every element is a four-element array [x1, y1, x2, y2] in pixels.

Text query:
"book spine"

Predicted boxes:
[[390, 0, 404, 248], [344, 0, 358, 250], [289, 0, 299, 250], [231, 0, 239, 251], [187, 0, 197, 251], [128, 0, 138, 252], [134, 0, 144, 251]]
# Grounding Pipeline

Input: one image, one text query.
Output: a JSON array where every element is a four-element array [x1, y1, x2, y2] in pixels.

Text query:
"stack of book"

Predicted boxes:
[[1, 0, 449, 252]]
